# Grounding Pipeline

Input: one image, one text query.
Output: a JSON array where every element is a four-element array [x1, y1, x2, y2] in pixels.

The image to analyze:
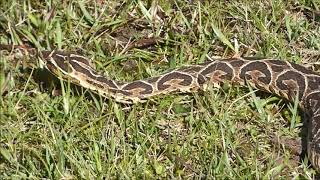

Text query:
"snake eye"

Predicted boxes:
[[40, 50, 53, 63], [53, 56, 73, 73]]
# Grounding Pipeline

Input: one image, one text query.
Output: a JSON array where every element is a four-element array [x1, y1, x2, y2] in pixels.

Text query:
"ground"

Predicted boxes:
[[0, 0, 320, 179]]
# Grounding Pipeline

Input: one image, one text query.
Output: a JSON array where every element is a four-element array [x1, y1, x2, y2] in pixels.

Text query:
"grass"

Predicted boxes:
[[0, 0, 320, 179]]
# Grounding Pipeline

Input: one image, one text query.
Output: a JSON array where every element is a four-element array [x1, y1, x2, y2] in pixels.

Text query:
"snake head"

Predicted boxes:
[[40, 50, 85, 86], [40, 50, 73, 76], [40, 50, 97, 86]]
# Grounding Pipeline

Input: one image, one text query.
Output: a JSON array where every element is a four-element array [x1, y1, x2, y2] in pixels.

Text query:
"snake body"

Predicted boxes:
[[2, 47, 320, 170]]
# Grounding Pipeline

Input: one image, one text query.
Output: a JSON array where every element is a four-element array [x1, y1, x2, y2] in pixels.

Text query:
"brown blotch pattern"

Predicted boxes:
[[200, 61, 234, 80], [239, 61, 271, 85], [291, 63, 320, 76], [276, 71, 306, 101], [96, 76, 118, 89], [146, 76, 160, 84], [157, 72, 193, 91], [122, 81, 153, 95], [267, 60, 288, 66], [69, 60, 118, 89], [229, 59, 246, 67], [307, 76, 320, 92], [180, 66, 203, 73]]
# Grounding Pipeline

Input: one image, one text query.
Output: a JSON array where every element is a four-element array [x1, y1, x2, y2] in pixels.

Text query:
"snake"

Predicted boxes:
[[1, 45, 320, 170]]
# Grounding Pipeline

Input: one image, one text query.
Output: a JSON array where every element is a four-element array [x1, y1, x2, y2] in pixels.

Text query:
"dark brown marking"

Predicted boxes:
[[69, 60, 118, 89], [157, 72, 193, 91], [109, 88, 133, 96], [86, 79, 105, 89], [69, 60, 96, 78], [305, 92, 320, 112], [267, 60, 288, 66], [180, 66, 203, 73], [52, 54, 71, 73], [307, 76, 320, 92], [201, 60, 216, 66], [146, 77, 160, 84], [96, 76, 118, 89], [305, 92, 320, 165], [122, 81, 153, 95], [291, 63, 320, 76], [269, 64, 285, 73], [239, 61, 271, 85], [197, 74, 207, 86], [41, 50, 53, 60], [229, 59, 246, 67], [70, 54, 92, 67], [266, 60, 289, 73], [276, 71, 306, 101], [200, 61, 234, 80], [242, 57, 267, 60]]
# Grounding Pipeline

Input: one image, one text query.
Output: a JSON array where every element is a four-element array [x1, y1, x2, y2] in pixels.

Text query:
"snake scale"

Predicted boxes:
[[1, 45, 320, 170]]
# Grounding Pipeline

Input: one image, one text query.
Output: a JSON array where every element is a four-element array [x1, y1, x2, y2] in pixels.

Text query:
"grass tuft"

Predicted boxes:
[[1, 0, 320, 178]]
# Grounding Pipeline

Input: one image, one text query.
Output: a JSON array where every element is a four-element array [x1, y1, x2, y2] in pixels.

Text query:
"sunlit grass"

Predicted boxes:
[[0, 0, 319, 179]]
